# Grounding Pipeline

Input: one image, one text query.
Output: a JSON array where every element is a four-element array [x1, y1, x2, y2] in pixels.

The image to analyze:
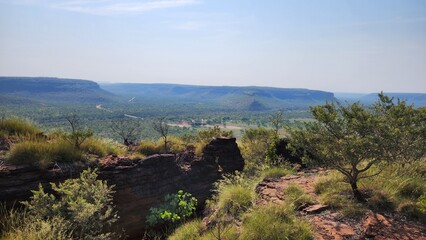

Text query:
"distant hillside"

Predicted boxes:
[[0, 77, 115, 104], [335, 92, 426, 107], [101, 83, 335, 110]]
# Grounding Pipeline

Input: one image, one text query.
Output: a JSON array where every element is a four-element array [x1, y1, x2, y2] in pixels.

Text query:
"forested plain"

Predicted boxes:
[[0, 78, 425, 239]]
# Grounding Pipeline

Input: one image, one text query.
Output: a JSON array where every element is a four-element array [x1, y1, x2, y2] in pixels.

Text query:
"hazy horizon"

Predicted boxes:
[[1, 0, 425, 93]]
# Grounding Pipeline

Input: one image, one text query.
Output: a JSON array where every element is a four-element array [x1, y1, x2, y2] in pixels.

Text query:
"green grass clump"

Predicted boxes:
[[80, 137, 124, 157], [418, 195, 426, 214], [396, 178, 426, 199], [137, 140, 162, 156], [0, 117, 41, 137], [397, 200, 426, 223], [284, 184, 315, 210], [262, 166, 294, 178], [314, 173, 367, 219], [7, 141, 83, 168], [199, 225, 239, 240], [168, 219, 202, 240], [0, 204, 72, 240], [240, 204, 313, 240], [216, 185, 254, 217], [366, 189, 394, 211]]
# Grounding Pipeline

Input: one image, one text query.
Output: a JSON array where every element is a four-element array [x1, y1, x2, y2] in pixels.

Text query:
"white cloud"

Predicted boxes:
[[52, 0, 200, 15], [1, 0, 201, 15]]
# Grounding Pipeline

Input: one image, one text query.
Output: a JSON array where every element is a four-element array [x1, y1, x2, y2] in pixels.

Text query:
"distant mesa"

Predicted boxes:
[[0, 77, 115, 104], [101, 83, 336, 110], [3, 77, 423, 109]]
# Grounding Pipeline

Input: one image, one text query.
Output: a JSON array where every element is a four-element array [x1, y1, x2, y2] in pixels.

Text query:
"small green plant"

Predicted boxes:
[[146, 190, 198, 226]]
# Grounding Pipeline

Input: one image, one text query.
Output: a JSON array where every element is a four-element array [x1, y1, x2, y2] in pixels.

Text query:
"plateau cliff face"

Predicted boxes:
[[0, 138, 244, 238]]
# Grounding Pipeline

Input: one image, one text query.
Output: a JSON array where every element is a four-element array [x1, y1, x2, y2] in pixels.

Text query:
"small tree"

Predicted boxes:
[[65, 114, 93, 149], [290, 94, 426, 201], [153, 116, 170, 153], [110, 118, 142, 146]]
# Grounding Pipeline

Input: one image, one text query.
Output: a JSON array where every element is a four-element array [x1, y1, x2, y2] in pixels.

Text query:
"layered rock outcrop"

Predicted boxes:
[[202, 137, 244, 173], [0, 137, 244, 238]]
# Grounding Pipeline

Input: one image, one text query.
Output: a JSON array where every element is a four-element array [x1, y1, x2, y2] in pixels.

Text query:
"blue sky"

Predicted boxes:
[[0, 0, 425, 93]]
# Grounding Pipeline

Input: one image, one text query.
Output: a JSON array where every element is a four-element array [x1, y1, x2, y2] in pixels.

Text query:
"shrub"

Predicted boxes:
[[240, 128, 275, 166], [146, 190, 198, 226], [216, 185, 253, 217], [7, 141, 83, 168], [241, 204, 312, 240], [137, 140, 161, 156], [22, 168, 118, 239], [262, 166, 293, 178], [0, 117, 41, 137]]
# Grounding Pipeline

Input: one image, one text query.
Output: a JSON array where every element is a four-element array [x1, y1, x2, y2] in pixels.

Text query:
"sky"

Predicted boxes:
[[0, 0, 425, 93]]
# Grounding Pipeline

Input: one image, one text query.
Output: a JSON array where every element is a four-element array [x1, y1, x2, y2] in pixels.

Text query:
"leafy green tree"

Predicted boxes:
[[23, 168, 118, 239], [146, 190, 198, 226], [290, 94, 426, 201]]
